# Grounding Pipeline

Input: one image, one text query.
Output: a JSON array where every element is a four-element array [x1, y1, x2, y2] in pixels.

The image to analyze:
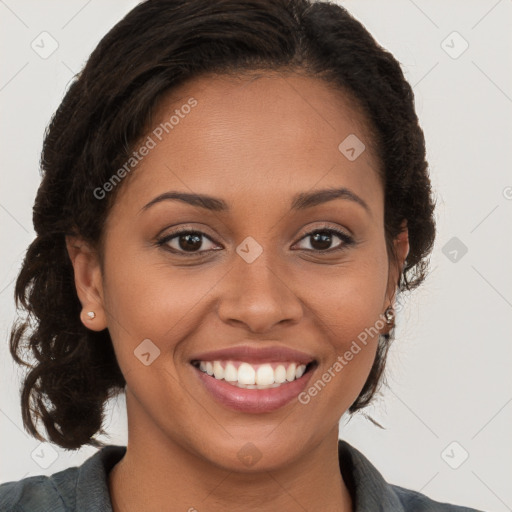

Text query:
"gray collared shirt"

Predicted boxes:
[[0, 440, 483, 511]]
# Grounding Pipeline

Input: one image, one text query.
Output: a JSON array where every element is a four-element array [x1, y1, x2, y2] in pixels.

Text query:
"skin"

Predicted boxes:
[[67, 71, 409, 512]]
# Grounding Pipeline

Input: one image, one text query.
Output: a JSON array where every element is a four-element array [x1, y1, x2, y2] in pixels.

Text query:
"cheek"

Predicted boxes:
[[101, 248, 224, 367], [298, 248, 390, 345], [293, 244, 389, 410]]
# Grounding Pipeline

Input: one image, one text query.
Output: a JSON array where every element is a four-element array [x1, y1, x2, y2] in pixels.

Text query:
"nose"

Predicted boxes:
[[217, 251, 303, 333]]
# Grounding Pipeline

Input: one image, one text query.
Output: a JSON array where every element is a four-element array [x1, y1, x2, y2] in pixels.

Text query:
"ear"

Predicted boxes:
[[65, 235, 107, 331], [382, 220, 410, 333]]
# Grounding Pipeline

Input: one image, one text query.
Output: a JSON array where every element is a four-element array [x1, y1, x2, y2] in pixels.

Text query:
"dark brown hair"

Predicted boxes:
[[10, 0, 435, 449]]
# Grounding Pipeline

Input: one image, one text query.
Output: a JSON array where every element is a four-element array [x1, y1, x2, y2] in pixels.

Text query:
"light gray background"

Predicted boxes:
[[1, 1, 511, 510]]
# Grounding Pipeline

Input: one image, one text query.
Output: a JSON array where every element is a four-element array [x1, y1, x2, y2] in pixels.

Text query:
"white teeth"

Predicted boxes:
[[224, 362, 238, 382], [238, 363, 256, 385], [256, 364, 275, 386], [286, 363, 297, 382], [274, 365, 287, 384], [295, 364, 306, 379], [213, 361, 224, 380], [195, 360, 312, 388], [235, 382, 281, 389]]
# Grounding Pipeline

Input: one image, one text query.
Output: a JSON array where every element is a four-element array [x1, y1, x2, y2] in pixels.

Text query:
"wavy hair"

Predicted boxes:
[[10, 0, 435, 449]]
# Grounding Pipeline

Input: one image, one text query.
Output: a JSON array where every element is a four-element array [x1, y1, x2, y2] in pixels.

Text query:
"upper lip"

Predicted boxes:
[[190, 345, 316, 365]]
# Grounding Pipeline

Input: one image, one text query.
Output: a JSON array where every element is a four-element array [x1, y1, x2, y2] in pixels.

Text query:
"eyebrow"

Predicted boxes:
[[140, 187, 370, 214]]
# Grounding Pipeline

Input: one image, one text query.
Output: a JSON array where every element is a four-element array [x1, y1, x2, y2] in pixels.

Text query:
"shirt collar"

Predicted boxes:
[[338, 439, 405, 511], [76, 444, 126, 511]]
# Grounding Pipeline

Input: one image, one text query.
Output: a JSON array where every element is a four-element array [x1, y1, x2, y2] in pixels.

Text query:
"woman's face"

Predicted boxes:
[[76, 72, 407, 471]]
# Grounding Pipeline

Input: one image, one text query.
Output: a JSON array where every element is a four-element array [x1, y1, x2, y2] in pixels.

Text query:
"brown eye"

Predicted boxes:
[[158, 230, 220, 255], [295, 228, 354, 252], [176, 233, 203, 252]]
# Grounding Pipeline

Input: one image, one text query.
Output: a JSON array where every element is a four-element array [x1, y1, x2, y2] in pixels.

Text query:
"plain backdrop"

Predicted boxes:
[[1, 1, 511, 511]]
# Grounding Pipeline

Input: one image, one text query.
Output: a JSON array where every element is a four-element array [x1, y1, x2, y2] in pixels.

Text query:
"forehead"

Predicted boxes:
[[113, 71, 383, 215]]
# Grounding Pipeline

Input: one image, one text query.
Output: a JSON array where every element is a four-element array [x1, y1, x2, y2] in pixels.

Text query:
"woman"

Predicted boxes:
[[0, 0, 483, 510]]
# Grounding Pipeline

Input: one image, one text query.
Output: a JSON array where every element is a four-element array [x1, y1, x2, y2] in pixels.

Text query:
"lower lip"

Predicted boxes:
[[193, 365, 315, 413]]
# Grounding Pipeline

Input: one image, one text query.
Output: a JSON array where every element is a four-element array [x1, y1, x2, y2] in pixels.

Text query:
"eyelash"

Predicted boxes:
[[155, 225, 355, 257]]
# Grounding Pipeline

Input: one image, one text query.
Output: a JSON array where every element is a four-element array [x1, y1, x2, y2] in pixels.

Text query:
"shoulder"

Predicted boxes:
[[0, 467, 77, 512], [390, 483, 483, 511], [0, 444, 126, 512], [338, 439, 484, 512]]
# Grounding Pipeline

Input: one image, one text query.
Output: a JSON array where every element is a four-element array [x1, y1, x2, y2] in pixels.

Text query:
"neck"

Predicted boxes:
[[108, 393, 353, 512]]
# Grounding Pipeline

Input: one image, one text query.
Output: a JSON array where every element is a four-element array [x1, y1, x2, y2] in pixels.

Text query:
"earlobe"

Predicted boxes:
[[79, 308, 107, 331], [65, 236, 107, 331]]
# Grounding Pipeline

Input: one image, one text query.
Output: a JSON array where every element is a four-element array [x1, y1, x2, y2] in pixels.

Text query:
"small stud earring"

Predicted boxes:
[[384, 307, 395, 325], [87, 311, 96, 320]]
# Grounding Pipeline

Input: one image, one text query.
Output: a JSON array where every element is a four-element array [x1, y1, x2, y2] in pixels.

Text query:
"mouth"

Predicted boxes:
[[190, 359, 317, 389], [189, 347, 318, 413]]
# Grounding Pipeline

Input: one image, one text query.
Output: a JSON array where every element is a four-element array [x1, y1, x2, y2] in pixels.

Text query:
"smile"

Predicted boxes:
[[191, 360, 313, 389], [191, 355, 318, 413]]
